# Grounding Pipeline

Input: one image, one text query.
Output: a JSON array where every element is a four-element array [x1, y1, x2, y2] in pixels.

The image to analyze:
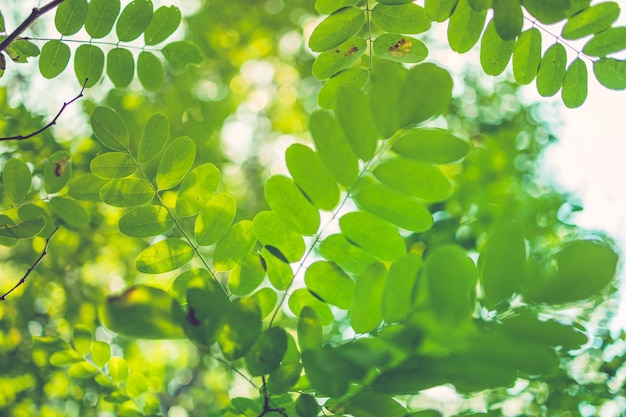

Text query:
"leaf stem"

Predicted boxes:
[[22, 36, 161, 52], [0, 0, 66, 53], [366, 0, 373, 71]]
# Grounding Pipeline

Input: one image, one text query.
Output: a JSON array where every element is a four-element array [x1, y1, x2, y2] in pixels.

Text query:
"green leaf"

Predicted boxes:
[[74, 44, 104, 87], [309, 7, 365, 52], [195, 193, 236, 246], [369, 60, 407, 138], [350, 263, 386, 334], [44, 151, 72, 194], [593, 57, 626, 90], [288, 288, 333, 326], [311, 37, 367, 80], [336, 84, 379, 161], [214, 220, 256, 271], [562, 2, 620, 40], [480, 19, 515, 76], [118, 205, 173, 238], [50, 349, 82, 366], [100, 285, 187, 339], [425, 0, 458, 22], [68, 174, 107, 202], [17, 204, 55, 238], [135, 239, 194, 274], [320, 233, 378, 274], [298, 307, 323, 351], [378, 0, 415, 4], [91, 106, 129, 151], [493, 0, 523, 40], [468, 0, 490, 10], [583, 26, 626, 57], [55, 0, 88, 35], [169, 268, 214, 303], [108, 357, 129, 382], [0, 11, 4, 32], [126, 373, 148, 398], [309, 110, 359, 186], [253, 210, 305, 262], [162, 40, 204, 70], [304, 261, 355, 309], [264, 175, 320, 236], [249, 288, 277, 320], [372, 3, 432, 34], [296, 394, 319, 417], [3, 159, 31, 203], [100, 178, 154, 207], [424, 245, 477, 323], [355, 182, 433, 232], [318, 68, 369, 110], [144, 5, 181, 45], [502, 311, 588, 349], [91, 341, 110, 368], [393, 128, 468, 164], [6, 40, 39, 63], [522, 0, 570, 24], [398, 63, 453, 127], [137, 51, 164, 91], [373, 158, 453, 202], [261, 246, 294, 290], [85, 0, 120, 38], [316, 0, 359, 14], [116, 0, 153, 42], [106, 48, 134, 88], [90, 152, 136, 179], [185, 279, 230, 346], [72, 325, 92, 355], [373, 34, 428, 63], [229, 254, 266, 296], [176, 163, 220, 217], [138, 113, 169, 163], [68, 361, 98, 379], [512, 28, 542, 85], [536, 42, 567, 97], [39, 40, 71, 79], [217, 298, 262, 360], [383, 254, 422, 322], [156, 136, 196, 190], [562, 58, 588, 108], [268, 361, 303, 395], [448, 0, 487, 53], [245, 327, 287, 376], [49, 197, 90, 228], [339, 211, 406, 262], [345, 392, 408, 417], [285, 144, 340, 211]]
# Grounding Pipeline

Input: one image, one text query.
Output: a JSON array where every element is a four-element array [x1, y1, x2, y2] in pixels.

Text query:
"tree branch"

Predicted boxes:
[[0, 0, 66, 54], [0, 78, 87, 141], [1, 226, 59, 301]]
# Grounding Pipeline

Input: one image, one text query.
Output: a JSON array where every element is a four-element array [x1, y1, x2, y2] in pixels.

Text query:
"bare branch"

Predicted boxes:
[[0, 0, 66, 54], [0, 78, 88, 141], [0, 226, 59, 301]]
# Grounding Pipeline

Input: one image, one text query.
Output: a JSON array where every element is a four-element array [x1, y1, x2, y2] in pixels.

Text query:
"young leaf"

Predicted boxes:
[[493, 0, 523, 40], [85, 0, 120, 38], [55, 0, 88, 35], [49, 197, 90, 228], [91, 106, 129, 151], [217, 298, 262, 360], [137, 51, 164, 91], [425, 0, 458, 22], [318, 67, 369, 109], [339, 211, 406, 262], [126, 373, 148, 398], [392, 128, 469, 164], [118, 205, 174, 238], [195, 193, 236, 246], [99, 178, 154, 207], [68, 361, 98, 379], [44, 151, 72, 194], [264, 175, 320, 236], [336, 84, 379, 161], [373, 34, 428, 63], [561, 2, 620, 40], [349, 263, 387, 334], [308, 7, 365, 52], [162, 41, 204, 70], [135, 239, 194, 274], [106, 48, 134, 88], [593, 58, 626, 90], [398, 63, 453, 127], [373, 158, 453, 202], [583, 26, 626, 57], [116, 0, 153, 42], [562, 58, 588, 108], [213, 220, 256, 271], [536, 43, 567, 97], [245, 327, 287, 376], [229, 254, 266, 296], [0, 217, 45, 239], [371, 3, 432, 34], [288, 288, 334, 325], [90, 152, 136, 179], [383, 253, 423, 322], [138, 113, 169, 163], [176, 163, 220, 217], [72, 325, 92, 355], [298, 307, 323, 351], [156, 136, 196, 190], [448, 0, 487, 53], [39, 40, 71, 79], [480, 19, 515, 76], [311, 37, 367, 80], [74, 44, 104, 88], [253, 211, 306, 262], [304, 261, 355, 309], [91, 341, 111, 368], [144, 5, 181, 45], [2, 159, 31, 203], [512, 28, 542, 85], [319, 233, 378, 274]]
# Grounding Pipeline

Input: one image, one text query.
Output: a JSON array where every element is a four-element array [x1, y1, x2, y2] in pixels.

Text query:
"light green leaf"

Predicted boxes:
[[85, 0, 120, 38], [229, 254, 266, 296], [480, 19, 515, 76], [39, 40, 71, 79], [305, 261, 355, 309], [138, 113, 169, 163], [502, 311, 588, 350], [373, 34, 428, 63], [425, 0, 458, 22], [253, 210, 305, 262], [116, 0, 153, 42], [156, 136, 196, 190], [288, 288, 334, 326], [264, 175, 320, 236], [91, 106, 129, 151], [68, 361, 98, 379], [536, 43, 567, 97], [318, 68, 369, 109], [298, 306, 322, 351], [374, 158, 453, 202], [72, 325, 92, 355], [136, 239, 194, 274], [118, 205, 173, 238], [377, 0, 415, 4], [106, 48, 134, 88], [176, 163, 220, 217], [169, 268, 213, 303], [3, 159, 31, 203], [493, 0, 522, 40], [339, 211, 406, 262], [44, 151, 72, 194], [17, 204, 55, 239], [100, 178, 154, 207], [316, 0, 359, 14], [355, 182, 433, 232], [372, 3, 431, 34], [214, 220, 256, 271], [399, 63, 453, 127], [350, 263, 387, 334], [55, 0, 88, 35], [249, 288, 277, 320], [195, 193, 236, 246], [392, 128, 469, 164], [311, 37, 367, 80], [0, 11, 4, 32], [262, 246, 294, 290], [100, 285, 187, 339], [91, 341, 111, 368], [90, 152, 136, 179], [285, 144, 340, 211], [336, 84, 379, 161], [309, 110, 359, 186], [137, 51, 164, 91], [512, 28, 542, 85], [562, 58, 588, 108], [309, 7, 365, 52], [162, 40, 204, 70], [369, 60, 408, 138], [245, 327, 287, 376], [583, 26, 626, 57], [6, 40, 39, 63], [50, 349, 82, 366], [320, 233, 378, 275], [74, 44, 104, 88], [108, 357, 129, 382], [593, 57, 626, 90], [522, 0, 570, 24], [218, 298, 262, 360], [49, 197, 90, 228], [383, 253, 422, 322], [562, 2, 620, 40], [144, 5, 181, 45], [68, 174, 107, 202], [468, 0, 490, 10], [126, 373, 148, 398], [448, 0, 487, 53]]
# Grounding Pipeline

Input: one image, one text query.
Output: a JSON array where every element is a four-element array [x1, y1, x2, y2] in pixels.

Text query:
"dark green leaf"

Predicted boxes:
[[267, 361, 303, 394], [350, 263, 387, 333], [369, 60, 408, 138], [512, 28, 542, 84], [311, 37, 367, 80], [593, 57, 626, 90], [144, 6, 181, 45], [372, 3, 432, 34], [468, 0, 490, 10], [156, 136, 196, 190], [308, 7, 365, 52], [44, 151, 72, 194], [345, 392, 408, 417], [318, 68, 369, 109], [135, 239, 194, 274], [298, 307, 323, 351], [217, 298, 262, 360], [162, 40, 204, 70], [493, 0, 523, 40], [562, 2, 620, 40], [106, 48, 134, 88], [85, 0, 120, 38], [339, 211, 406, 262], [195, 193, 236, 246], [536, 43, 567, 97], [90, 152, 136, 179], [2, 159, 31, 203], [373, 157, 453, 202], [91, 106, 129, 151], [253, 210, 305, 262], [448, 0, 487, 53], [245, 327, 287, 376], [480, 19, 515, 76], [392, 128, 469, 164], [17, 204, 55, 239], [176, 163, 220, 217], [49, 197, 90, 228], [185, 279, 230, 347], [264, 175, 320, 236], [118, 206, 173, 238], [138, 113, 169, 163], [0, 216, 45, 239], [373, 34, 428, 63], [99, 178, 154, 207], [213, 220, 256, 271], [137, 51, 164, 91], [296, 394, 319, 417], [116, 0, 153, 42], [583, 26, 626, 57], [304, 261, 355, 309], [562, 58, 588, 108], [336, 84, 379, 161], [522, 0, 570, 24], [39, 40, 71, 79], [383, 254, 422, 322], [74, 44, 104, 87]]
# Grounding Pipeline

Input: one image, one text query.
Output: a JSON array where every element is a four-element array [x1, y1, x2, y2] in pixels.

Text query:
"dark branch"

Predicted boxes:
[[0, 0, 66, 53], [0, 226, 59, 301], [257, 376, 289, 417], [0, 78, 88, 141]]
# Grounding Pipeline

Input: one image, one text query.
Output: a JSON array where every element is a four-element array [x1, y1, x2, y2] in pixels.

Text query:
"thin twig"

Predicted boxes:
[[0, 0, 66, 53], [257, 376, 289, 417], [0, 78, 88, 141], [1, 226, 59, 301]]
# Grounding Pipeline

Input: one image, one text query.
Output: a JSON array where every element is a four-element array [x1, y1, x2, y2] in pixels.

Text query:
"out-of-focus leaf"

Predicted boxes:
[[522, 0, 570, 24], [162, 40, 204, 70], [100, 178, 154, 207], [245, 327, 287, 376], [350, 263, 387, 333], [217, 298, 262, 360], [288, 288, 334, 325], [2, 159, 31, 203], [493, 0, 522, 40], [90, 152, 136, 179], [49, 197, 90, 228], [44, 151, 72, 194], [336, 84, 379, 161], [383, 254, 422, 322], [137, 51, 164, 91], [0, 217, 45, 239], [69, 174, 107, 202]]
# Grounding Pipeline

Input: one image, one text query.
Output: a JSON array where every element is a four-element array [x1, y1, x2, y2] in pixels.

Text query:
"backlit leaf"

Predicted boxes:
[[218, 298, 262, 360], [108, 357, 129, 382], [126, 373, 148, 398], [372, 3, 431, 34], [106, 48, 134, 88], [74, 44, 104, 88], [593, 58, 626, 90], [298, 307, 322, 351], [144, 6, 181, 45], [383, 253, 423, 322], [91, 341, 110, 368], [318, 67, 369, 109], [480, 19, 515, 76], [536, 43, 567, 97], [562, 58, 588, 108], [262, 246, 294, 290], [308, 7, 365, 52], [137, 51, 164, 91], [583, 26, 626, 57], [169, 268, 214, 303], [304, 261, 355, 309], [264, 175, 320, 236], [135, 239, 194, 274], [118, 205, 173, 238], [100, 178, 154, 207], [392, 128, 468, 164], [369, 60, 408, 138], [162, 41, 204, 70], [512, 28, 542, 85], [320, 233, 378, 274], [3, 159, 31, 203], [176, 163, 220, 217], [245, 327, 287, 376], [138, 113, 169, 163], [55, 0, 88, 35], [522, 0, 570, 24], [315, 0, 359, 14], [425, 0, 458, 22], [448, 0, 487, 53], [350, 263, 386, 333], [72, 325, 92, 355], [44, 151, 72, 194], [336, 84, 379, 161], [288, 288, 334, 325], [39, 40, 71, 79], [214, 220, 256, 271], [253, 211, 305, 262], [0, 216, 44, 239], [116, 0, 153, 42], [229, 254, 266, 296], [562, 2, 620, 40], [249, 288, 277, 320], [85, 0, 120, 38], [374, 157, 453, 202], [69, 174, 107, 202], [373, 34, 428, 63], [345, 392, 408, 417], [311, 37, 367, 80], [185, 279, 231, 346], [493, 0, 522, 40], [195, 193, 236, 246], [50, 349, 82, 366], [156, 136, 196, 190], [49, 197, 90, 227], [91, 106, 129, 151], [69, 361, 98, 379], [339, 211, 406, 262], [398, 63, 453, 127], [267, 361, 303, 394], [90, 152, 136, 179]]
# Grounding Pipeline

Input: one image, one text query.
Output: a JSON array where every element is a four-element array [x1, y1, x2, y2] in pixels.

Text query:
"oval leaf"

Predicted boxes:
[[311, 37, 367, 80], [100, 178, 154, 207], [350, 263, 387, 334], [195, 193, 237, 246], [512, 28, 542, 85], [213, 220, 256, 271], [91, 106, 130, 151], [106, 47, 134, 88], [339, 211, 406, 262], [74, 44, 104, 88], [137, 51, 164, 91], [55, 0, 88, 35], [309, 7, 365, 52], [135, 239, 194, 274], [372, 3, 431, 34], [176, 163, 220, 217], [480, 19, 515, 76], [320, 233, 378, 275], [217, 298, 262, 360], [156, 136, 196, 190], [44, 151, 72, 194], [583, 26, 626, 57], [562, 58, 588, 108], [264, 175, 320, 236], [144, 5, 181, 45], [493, 0, 522, 40], [85, 0, 120, 38], [562, 2, 620, 40], [392, 128, 469, 164], [318, 67, 369, 110], [3, 159, 31, 203], [373, 33, 428, 63], [139, 113, 169, 163], [39, 40, 71, 79], [253, 210, 306, 263], [245, 327, 287, 376], [229, 254, 267, 296], [116, 0, 153, 42], [162, 40, 204, 70], [304, 261, 355, 309], [336, 84, 379, 161], [536, 42, 567, 97], [448, 0, 487, 53], [373, 157, 453, 202], [49, 197, 90, 227], [593, 57, 626, 90], [118, 205, 174, 238], [90, 152, 136, 179]]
